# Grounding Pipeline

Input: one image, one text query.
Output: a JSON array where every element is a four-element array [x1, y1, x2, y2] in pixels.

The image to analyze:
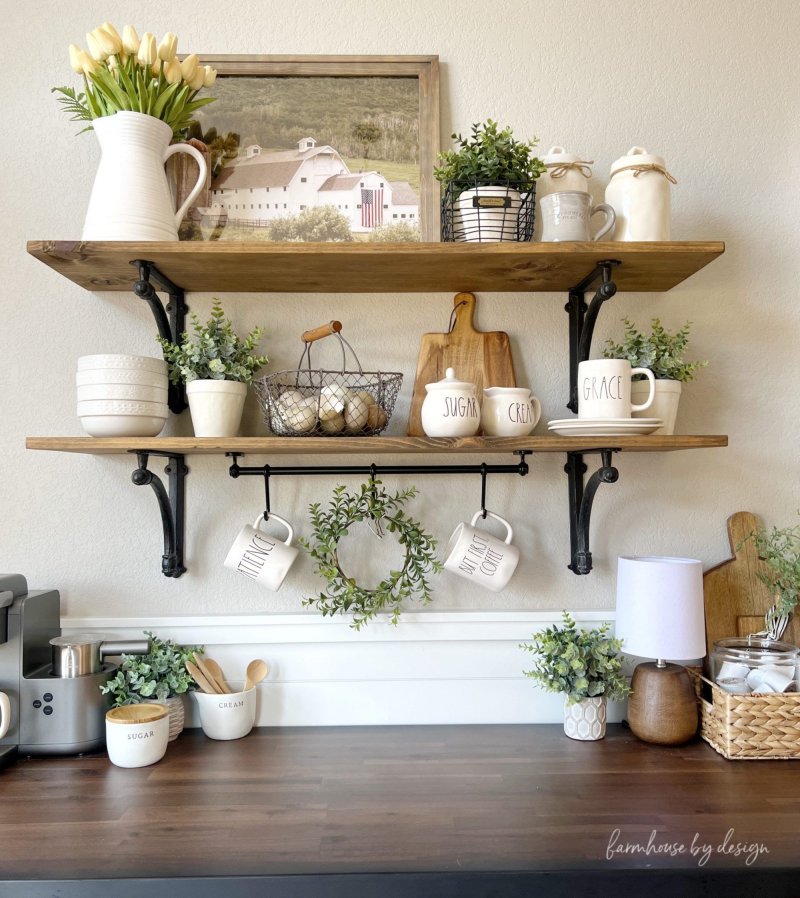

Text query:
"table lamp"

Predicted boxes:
[[615, 556, 706, 745]]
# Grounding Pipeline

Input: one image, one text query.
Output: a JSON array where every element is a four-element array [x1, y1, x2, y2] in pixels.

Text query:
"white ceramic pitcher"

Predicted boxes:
[[82, 111, 207, 241]]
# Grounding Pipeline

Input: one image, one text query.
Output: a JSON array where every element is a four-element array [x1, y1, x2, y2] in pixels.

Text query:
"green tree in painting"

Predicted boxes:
[[352, 120, 382, 169]]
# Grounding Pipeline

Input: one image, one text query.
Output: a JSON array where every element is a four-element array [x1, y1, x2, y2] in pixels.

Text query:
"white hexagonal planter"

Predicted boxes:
[[563, 696, 607, 741]]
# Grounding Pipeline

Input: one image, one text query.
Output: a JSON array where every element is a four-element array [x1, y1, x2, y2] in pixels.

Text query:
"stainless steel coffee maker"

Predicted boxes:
[[0, 574, 147, 762]]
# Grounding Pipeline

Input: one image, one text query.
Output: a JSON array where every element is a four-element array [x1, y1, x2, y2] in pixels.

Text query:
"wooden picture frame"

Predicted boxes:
[[184, 55, 440, 242]]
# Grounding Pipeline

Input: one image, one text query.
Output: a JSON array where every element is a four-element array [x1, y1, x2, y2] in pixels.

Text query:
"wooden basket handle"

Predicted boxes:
[[301, 320, 343, 343]]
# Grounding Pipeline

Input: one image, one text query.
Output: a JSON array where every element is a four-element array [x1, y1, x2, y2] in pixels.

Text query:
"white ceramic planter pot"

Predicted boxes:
[[187, 380, 248, 437], [563, 696, 607, 741], [82, 111, 207, 241], [632, 378, 681, 435], [455, 186, 523, 242]]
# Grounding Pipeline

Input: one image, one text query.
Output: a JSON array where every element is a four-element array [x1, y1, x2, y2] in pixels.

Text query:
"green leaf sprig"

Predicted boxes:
[[157, 299, 269, 385], [520, 612, 631, 705], [99, 631, 203, 705], [433, 119, 546, 189], [742, 515, 800, 616], [300, 480, 443, 630], [603, 317, 708, 382]]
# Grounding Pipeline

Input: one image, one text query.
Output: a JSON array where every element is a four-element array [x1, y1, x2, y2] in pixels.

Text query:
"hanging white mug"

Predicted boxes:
[[224, 513, 299, 591], [444, 510, 520, 593], [540, 191, 616, 242], [0, 691, 10, 738]]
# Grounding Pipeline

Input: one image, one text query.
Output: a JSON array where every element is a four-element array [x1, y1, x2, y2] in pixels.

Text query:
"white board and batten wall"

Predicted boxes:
[[63, 611, 626, 727]]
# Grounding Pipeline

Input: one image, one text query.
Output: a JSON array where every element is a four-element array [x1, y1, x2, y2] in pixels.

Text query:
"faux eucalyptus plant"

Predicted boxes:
[[520, 612, 631, 705], [603, 317, 707, 382], [433, 119, 546, 189], [745, 515, 800, 616], [157, 299, 269, 384], [301, 480, 442, 630], [99, 632, 203, 705]]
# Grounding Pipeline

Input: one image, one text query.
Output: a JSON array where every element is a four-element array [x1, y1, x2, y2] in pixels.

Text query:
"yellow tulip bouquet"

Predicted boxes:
[[53, 22, 217, 136]]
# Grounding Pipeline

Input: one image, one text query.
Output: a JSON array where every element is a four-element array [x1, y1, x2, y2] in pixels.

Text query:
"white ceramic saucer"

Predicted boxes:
[[547, 418, 663, 437]]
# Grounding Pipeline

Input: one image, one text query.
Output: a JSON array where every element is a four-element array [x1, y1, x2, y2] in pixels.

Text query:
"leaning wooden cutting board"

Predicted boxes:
[[703, 511, 800, 664], [407, 292, 516, 436]]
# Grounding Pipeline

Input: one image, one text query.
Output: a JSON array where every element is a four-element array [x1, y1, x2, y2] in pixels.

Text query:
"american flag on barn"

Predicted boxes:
[[360, 187, 384, 228]]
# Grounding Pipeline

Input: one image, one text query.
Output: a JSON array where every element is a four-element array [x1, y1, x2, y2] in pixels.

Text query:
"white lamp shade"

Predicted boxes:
[[615, 556, 706, 660]]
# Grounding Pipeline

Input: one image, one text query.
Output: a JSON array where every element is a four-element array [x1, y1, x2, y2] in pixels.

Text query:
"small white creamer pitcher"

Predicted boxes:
[[82, 111, 207, 241]]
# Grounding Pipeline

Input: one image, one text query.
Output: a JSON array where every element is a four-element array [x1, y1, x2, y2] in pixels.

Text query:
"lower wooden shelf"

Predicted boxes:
[[25, 434, 728, 456]]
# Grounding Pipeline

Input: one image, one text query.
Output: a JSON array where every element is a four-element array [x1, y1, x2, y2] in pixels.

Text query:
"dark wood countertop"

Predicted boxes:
[[0, 725, 797, 897]]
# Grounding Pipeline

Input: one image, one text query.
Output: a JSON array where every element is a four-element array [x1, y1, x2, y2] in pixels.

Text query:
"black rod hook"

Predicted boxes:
[[263, 464, 271, 520], [479, 463, 488, 518]]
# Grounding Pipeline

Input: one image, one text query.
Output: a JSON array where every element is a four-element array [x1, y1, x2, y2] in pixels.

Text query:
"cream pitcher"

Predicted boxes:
[[604, 146, 676, 241], [82, 111, 207, 241], [482, 387, 541, 437]]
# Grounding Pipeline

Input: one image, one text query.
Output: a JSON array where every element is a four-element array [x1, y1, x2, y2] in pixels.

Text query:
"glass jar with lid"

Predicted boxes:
[[711, 637, 799, 694]]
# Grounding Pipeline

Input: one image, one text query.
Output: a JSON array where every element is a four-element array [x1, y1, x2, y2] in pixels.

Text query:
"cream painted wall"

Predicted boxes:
[[3, 0, 799, 620]]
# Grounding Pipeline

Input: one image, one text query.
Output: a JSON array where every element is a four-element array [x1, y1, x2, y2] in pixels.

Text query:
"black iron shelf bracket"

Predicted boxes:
[[565, 260, 620, 414], [131, 451, 188, 578], [131, 259, 188, 414], [565, 449, 619, 575]]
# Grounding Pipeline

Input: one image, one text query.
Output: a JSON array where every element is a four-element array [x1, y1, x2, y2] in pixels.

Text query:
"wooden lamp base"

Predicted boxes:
[[627, 662, 698, 746]]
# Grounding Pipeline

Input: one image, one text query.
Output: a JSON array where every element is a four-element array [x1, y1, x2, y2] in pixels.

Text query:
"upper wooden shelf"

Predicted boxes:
[[27, 240, 724, 294], [26, 435, 728, 456]]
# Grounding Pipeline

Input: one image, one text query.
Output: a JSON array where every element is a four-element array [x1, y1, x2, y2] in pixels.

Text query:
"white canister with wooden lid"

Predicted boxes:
[[605, 146, 676, 241]]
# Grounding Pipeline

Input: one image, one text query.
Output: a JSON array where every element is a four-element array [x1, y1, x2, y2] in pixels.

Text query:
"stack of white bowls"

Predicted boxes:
[[77, 354, 169, 437]]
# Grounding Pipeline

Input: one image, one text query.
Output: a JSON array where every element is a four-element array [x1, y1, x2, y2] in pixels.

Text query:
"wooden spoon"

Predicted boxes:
[[185, 660, 218, 694], [243, 659, 269, 692], [202, 657, 231, 694], [194, 656, 224, 694]]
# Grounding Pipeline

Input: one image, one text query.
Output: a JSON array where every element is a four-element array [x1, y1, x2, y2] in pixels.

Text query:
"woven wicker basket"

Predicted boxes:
[[689, 669, 800, 760]]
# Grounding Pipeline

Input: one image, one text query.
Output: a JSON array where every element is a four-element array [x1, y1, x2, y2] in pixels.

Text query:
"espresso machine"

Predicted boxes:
[[0, 574, 147, 762]]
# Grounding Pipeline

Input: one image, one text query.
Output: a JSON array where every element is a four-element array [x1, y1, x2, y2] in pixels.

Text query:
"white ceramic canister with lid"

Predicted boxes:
[[536, 146, 594, 201], [420, 367, 481, 437], [604, 146, 675, 241]]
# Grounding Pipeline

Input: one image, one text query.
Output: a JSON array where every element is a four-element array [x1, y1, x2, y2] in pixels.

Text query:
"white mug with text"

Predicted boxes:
[[540, 191, 616, 242], [224, 513, 299, 591], [444, 510, 520, 593], [578, 359, 656, 419]]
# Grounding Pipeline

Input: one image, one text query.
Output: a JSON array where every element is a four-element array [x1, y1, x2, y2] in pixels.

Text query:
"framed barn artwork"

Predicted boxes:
[[172, 55, 440, 243]]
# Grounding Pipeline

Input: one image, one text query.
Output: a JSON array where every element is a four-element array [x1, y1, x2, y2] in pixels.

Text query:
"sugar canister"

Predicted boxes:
[[605, 146, 676, 241], [536, 146, 594, 201]]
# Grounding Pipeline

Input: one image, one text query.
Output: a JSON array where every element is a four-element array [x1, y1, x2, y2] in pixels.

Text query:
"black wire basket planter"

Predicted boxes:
[[440, 179, 536, 242]]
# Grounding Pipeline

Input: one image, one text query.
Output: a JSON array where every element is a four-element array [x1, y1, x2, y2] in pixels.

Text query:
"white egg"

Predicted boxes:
[[319, 412, 345, 434], [277, 389, 306, 410], [318, 390, 345, 422], [281, 396, 317, 433], [344, 398, 370, 433]]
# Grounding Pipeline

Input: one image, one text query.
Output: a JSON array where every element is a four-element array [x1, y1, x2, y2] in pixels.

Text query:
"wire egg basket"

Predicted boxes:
[[253, 321, 403, 437]]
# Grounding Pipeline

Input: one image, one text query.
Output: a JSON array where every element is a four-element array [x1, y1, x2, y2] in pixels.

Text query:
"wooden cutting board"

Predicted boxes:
[[703, 511, 800, 665], [407, 292, 516, 436]]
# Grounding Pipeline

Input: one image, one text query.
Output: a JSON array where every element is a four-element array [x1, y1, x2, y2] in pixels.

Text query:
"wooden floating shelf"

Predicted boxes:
[[27, 240, 724, 294], [26, 435, 728, 456]]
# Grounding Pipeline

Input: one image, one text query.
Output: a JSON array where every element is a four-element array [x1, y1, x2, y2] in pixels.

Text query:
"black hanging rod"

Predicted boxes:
[[227, 451, 531, 479]]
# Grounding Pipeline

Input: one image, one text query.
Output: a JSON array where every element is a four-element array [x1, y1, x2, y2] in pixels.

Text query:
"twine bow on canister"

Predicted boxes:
[[546, 160, 594, 179], [610, 162, 678, 184]]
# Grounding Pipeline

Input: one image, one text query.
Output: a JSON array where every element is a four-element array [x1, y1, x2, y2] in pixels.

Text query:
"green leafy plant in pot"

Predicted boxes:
[[434, 119, 546, 243], [158, 299, 269, 437], [520, 612, 630, 741], [99, 631, 203, 740], [603, 317, 708, 434]]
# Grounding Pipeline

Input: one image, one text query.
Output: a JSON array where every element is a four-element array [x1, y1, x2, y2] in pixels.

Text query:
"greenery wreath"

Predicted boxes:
[[300, 479, 443, 630]]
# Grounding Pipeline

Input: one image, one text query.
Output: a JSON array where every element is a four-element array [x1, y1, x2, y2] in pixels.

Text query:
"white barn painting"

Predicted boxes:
[[207, 137, 420, 236]]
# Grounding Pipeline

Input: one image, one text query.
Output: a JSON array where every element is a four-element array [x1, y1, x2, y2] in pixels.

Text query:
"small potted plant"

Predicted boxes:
[[158, 299, 269, 436], [434, 119, 546, 242], [99, 631, 203, 741], [603, 317, 708, 434], [520, 612, 630, 741], [745, 514, 800, 638]]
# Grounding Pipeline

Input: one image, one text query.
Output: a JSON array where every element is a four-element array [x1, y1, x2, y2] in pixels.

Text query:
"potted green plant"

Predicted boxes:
[[158, 299, 269, 437], [745, 515, 800, 637], [520, 612, 630, 741], [99, 631, 203, 740], [603, 317, 708, 434], [53, 23, 217, 241], [434, 119, 546, 242]]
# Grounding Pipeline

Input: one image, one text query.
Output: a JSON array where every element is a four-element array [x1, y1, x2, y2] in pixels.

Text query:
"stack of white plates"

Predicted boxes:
[[77, 355, 168, 437], [547, 417, 663, 437]]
